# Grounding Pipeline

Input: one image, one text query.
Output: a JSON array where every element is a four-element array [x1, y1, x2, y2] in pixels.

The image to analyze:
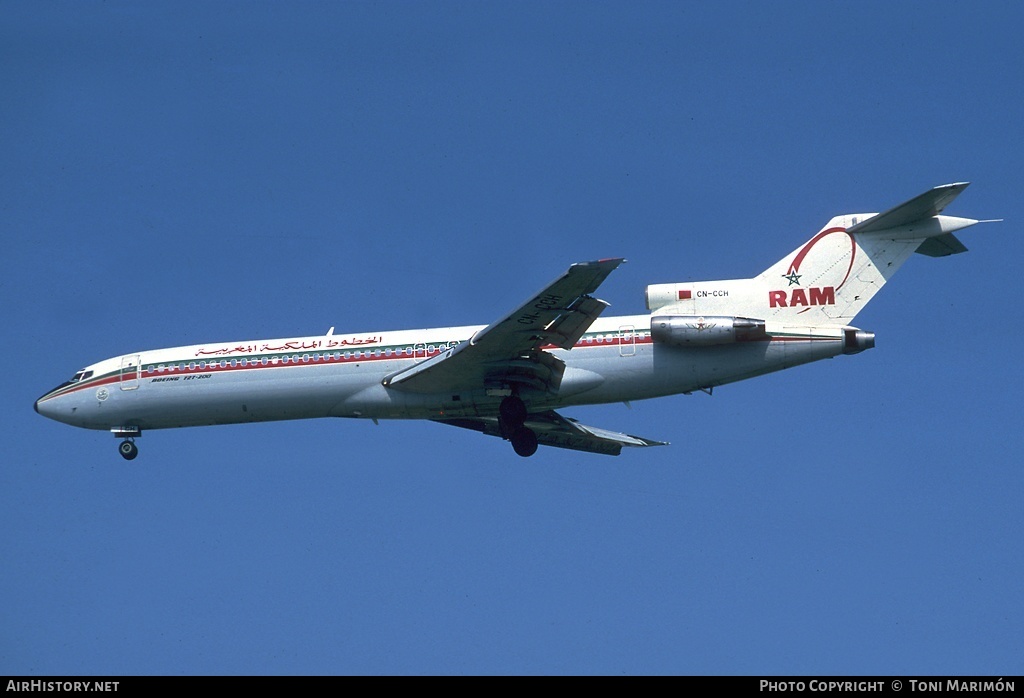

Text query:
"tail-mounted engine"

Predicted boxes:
[[842, 328, 875, 354], [650, 316, 767, 347]]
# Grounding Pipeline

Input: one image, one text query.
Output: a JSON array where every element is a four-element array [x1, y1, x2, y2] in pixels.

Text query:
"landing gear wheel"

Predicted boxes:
[[119, 440, 138, 461], [499, 395, 528, 427], [510, 427, 538, 458]]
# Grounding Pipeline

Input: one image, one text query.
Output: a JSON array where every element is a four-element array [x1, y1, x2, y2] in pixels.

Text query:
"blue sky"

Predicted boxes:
[[3, 1, 1022, 675]]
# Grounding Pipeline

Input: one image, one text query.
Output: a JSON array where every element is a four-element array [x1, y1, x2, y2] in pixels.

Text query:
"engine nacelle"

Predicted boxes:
[[650, 315, 767, 347], [842, 328, 875, 355]]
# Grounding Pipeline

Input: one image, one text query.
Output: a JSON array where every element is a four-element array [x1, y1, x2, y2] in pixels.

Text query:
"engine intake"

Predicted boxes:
[[651, 316, 767, 347]]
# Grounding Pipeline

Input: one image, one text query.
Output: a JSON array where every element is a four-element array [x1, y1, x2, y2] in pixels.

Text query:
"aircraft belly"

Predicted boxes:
[[668, 338, 845, 392], [555, 338, 846, 407], [555, 345, 670, 405]]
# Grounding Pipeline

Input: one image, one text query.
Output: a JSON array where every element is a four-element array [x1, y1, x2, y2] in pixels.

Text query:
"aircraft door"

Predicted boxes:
[[619, 325, 636, 357], [120, 355, 140, 390]]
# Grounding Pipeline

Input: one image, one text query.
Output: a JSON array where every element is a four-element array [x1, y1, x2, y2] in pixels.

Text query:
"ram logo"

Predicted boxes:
[[768, 286, 836, 308]]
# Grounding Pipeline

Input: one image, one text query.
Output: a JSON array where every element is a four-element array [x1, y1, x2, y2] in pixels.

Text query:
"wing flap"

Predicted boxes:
[[483, 350, 566, 393], [379, 341, 467, 392], [434, 410, 667, 457], [542, 296, 611, 349]]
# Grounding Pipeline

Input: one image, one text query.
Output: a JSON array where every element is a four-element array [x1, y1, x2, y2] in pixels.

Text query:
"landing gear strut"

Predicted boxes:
[[500, 395, 537, 458], [499, 395, 528, 427]]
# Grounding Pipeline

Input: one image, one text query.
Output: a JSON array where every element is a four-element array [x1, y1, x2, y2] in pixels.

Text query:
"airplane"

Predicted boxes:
[[35, 183, 991, 459]]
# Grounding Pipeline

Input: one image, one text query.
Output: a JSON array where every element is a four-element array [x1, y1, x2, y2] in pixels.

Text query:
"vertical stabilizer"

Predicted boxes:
[[754, 183, 978, 324], [645, 184, 981, 325], [753, 215, 921, 324]]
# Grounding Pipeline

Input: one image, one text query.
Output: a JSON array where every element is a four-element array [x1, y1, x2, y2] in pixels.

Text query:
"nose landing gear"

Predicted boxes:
[[118, 439, 138, 460], [111, 426, 141, 461]]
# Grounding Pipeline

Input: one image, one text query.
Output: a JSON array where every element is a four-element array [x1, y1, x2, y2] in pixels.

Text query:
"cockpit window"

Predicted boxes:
[[69, 370, 94, 383]]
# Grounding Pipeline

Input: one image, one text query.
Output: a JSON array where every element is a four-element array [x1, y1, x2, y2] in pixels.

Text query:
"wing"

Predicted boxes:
[[382, 258, 624, 394], [434, 410, 668, 456]]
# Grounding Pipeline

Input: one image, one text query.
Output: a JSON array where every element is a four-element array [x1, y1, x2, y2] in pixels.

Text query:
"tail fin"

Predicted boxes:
[[756, 183, 979, 324], [645, 183, 985, 325]]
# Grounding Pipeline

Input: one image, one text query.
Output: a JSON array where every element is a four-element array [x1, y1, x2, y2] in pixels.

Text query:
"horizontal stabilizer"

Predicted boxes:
[[847, 182, 970, 234], [434, 410, 667, 456], [916, 233, 968, 257]]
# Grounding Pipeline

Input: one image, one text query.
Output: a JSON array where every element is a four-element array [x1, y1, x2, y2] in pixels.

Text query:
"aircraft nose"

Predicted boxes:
[[34, 390, 63, 421], [35, 393, 54, 418]]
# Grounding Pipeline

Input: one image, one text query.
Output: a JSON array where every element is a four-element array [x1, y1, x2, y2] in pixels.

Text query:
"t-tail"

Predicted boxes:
[[646, 183, 990, 329]]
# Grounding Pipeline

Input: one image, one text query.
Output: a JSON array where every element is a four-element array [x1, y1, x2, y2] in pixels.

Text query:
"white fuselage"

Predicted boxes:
[[34, 312, 851, 433]]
